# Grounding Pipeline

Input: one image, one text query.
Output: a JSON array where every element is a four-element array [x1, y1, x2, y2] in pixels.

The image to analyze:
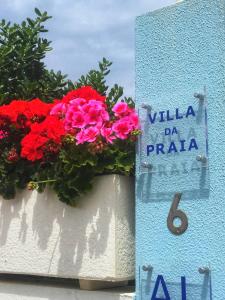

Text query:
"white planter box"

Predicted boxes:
[[0, 175, 134, 282], [0, 281, 135, 300]]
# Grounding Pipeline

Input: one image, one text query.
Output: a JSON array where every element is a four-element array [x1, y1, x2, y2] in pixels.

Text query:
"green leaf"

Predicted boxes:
[[27, 18, 34, 27], [35, 8, 42, 17]]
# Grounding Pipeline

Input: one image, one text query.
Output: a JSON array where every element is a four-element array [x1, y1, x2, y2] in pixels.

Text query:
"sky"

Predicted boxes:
[[0, 0, 175, 97]]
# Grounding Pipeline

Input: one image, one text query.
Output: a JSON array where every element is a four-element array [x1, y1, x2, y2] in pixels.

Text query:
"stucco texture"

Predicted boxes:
[[0, 175, 134, 281], [135, 0, 225, 299]]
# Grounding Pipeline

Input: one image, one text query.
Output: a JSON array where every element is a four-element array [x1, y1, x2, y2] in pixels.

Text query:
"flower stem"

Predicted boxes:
[[35, 179, 56, 184]]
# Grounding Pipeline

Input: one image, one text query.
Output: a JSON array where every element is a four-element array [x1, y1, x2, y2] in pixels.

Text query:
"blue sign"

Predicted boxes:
[[140, 271, 212, 300], [151, 275, 186, 300], [139, 101, 208, 178], [138, 99, 209, 203]]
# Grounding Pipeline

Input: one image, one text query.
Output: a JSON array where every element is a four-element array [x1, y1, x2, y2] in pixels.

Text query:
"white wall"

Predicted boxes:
[[0, 175, 134, 281]]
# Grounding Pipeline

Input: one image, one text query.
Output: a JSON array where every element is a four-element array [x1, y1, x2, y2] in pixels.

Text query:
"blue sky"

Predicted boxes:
[[0, 0, 174, 97]]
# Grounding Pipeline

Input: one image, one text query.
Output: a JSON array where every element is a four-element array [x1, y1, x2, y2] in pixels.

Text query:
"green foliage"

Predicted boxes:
[[73, 57, 112, 95], [29, 139, 135, 206], [0, 154, 37, 199], [0, 8, 68, 104], [0, 8, 134, 107], [74, 57, 135, 110]]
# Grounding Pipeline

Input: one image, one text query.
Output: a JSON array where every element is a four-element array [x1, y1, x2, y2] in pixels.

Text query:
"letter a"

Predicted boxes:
[[168, 141, 178, 154], [151, 275, 171, 300], [171, 127, 178, 135], [188, 138, 198, 151], [186, 106, 195, 118]]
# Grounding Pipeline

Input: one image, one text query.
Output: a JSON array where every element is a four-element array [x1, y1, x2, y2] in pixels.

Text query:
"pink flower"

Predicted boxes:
[[121, 113, 140, 130], [75, 130, 85, 144], [52, 94, 139, 143], [129, 113, 139, 129], [112, 102, 130, 117], [85, 107, 103, 125], [65, 105, 85, 129], [81, 100, 101, 113], [65, 106, 77, 121], [71, 112, 86, 128], [100, 109, 109, 122], [76, 127, 99, 144], [80, 100, 109, 126], [50, 103, 67, 118], [112, 119, 132, 139], [101, 127, 116, 144], [70, 98, 86, 108]]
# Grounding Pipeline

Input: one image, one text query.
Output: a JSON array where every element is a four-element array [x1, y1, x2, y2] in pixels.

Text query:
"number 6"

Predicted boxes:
[[167, 193, 188, 235]]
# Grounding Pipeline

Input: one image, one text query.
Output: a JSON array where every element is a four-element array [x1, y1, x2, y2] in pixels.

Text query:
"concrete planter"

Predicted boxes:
[[0, 175, 134, 283]]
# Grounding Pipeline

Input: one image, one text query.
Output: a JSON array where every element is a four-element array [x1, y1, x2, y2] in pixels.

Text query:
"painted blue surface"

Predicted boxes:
[[135, 0, 225, 299]]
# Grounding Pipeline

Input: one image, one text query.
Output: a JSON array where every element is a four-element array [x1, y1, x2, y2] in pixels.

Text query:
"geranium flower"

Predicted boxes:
[[129, 113, 140, 130], [50, 103, 67, 118], [21, 134, 49, 161], [0, 99, 53, 128], [26, 98, 54, 121], [58, 96, 110, 137], [101, 127, 116, 144], [71, 112, 86, 128], [21, 116, 65, 161], [112, 119, 132, 139], [62, 86, 106, 103], [85, 107, 103, 125], [76, 127, 99, 144], [120, 114, 140, 131], [112, 102, 131, 117], [70, 98, 87, 107]]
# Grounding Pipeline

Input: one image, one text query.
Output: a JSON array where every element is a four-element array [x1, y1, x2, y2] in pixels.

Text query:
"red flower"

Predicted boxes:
[[26, 98, 54, 123], [0, 100, 28, 123], [62, 86, 106, 103], [0, 99, 53, 128], [21, 116, 65, 161], [21, 134, 49, 161]]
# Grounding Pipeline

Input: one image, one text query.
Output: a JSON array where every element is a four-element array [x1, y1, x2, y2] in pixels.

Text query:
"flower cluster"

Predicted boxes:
[[61, 86, 106, 103], [112, 102, 139, 140], [0, 86, 139, 162], [0, 85, 139, 204], [50, 87, 139, 146], [0, 99, 53, 129], [21, 116, 65, 161]]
